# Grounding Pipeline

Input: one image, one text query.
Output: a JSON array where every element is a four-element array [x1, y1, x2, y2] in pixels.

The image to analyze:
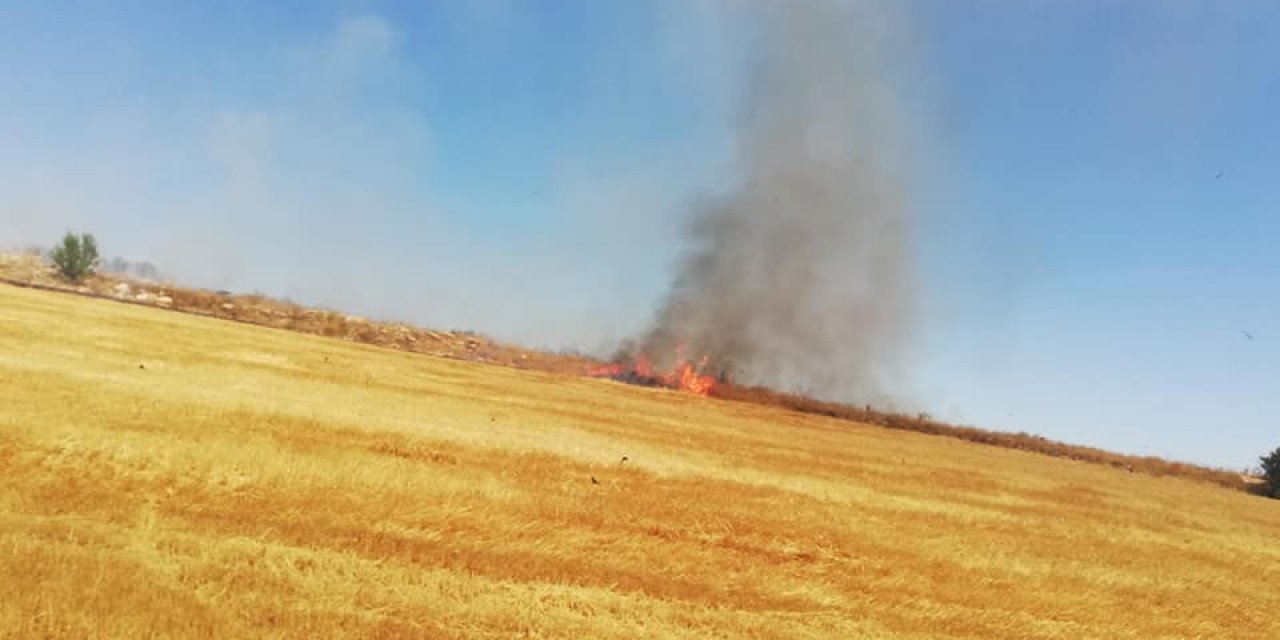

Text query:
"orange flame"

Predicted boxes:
[[587, 344, 717, 396]]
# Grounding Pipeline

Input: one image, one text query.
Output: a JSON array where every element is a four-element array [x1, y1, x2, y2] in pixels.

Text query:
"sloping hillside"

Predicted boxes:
[[0, 250, 594, 376], [1, 283, 1277, 639], [1, 250, 1252, 489]]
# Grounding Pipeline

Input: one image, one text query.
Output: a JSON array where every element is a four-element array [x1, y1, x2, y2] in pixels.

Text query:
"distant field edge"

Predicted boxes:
[[0, 273, 1259, 494]]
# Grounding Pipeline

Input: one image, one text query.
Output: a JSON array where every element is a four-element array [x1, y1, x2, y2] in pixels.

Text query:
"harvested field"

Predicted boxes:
[[2, 283, 1278, 639]]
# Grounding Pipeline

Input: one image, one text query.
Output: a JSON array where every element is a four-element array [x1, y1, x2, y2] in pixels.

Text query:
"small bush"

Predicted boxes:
[[1260, 446, 1280, 499], [51, 232, 100, 283]]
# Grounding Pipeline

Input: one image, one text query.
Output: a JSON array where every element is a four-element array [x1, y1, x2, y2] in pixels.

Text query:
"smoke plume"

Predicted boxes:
[[632, 1, 917, 401]]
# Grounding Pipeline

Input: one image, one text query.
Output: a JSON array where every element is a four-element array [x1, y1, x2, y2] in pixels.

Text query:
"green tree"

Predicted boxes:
[[50, 232, 100, 283], [1260, 446, 1280, 499]]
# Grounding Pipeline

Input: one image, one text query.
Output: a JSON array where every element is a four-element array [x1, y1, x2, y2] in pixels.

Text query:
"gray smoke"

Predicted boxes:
[[633, 0, 917, 400]]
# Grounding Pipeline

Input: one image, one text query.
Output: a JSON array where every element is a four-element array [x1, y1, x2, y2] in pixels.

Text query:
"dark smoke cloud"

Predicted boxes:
[[632, 0, 918, 401]]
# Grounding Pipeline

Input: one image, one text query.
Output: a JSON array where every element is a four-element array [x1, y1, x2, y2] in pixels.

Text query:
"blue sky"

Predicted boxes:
[[1, 1, 1277, 469]]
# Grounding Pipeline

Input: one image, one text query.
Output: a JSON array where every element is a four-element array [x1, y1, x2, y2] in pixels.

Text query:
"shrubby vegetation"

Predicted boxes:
[[50, 232, 99, 283], [1260, 446, 1280, 498]]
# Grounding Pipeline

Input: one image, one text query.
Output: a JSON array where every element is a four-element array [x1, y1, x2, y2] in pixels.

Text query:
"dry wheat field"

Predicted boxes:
[[1, 283, 1278, 639]]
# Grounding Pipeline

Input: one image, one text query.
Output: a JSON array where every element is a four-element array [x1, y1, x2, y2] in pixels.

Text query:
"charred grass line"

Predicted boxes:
[[712, 384, 1248, 490]]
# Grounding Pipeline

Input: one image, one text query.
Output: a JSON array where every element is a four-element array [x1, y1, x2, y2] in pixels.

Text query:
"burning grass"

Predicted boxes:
[[587, 344, 719, 396], [2, 283, 1279, 638]]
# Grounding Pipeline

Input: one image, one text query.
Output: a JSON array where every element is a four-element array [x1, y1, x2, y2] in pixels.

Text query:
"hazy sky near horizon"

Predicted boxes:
[[2, 1, 1277, 469]]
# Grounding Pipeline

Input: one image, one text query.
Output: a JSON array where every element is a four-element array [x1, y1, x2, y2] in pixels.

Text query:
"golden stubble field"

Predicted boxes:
[[1, 284, 1277, 639]]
